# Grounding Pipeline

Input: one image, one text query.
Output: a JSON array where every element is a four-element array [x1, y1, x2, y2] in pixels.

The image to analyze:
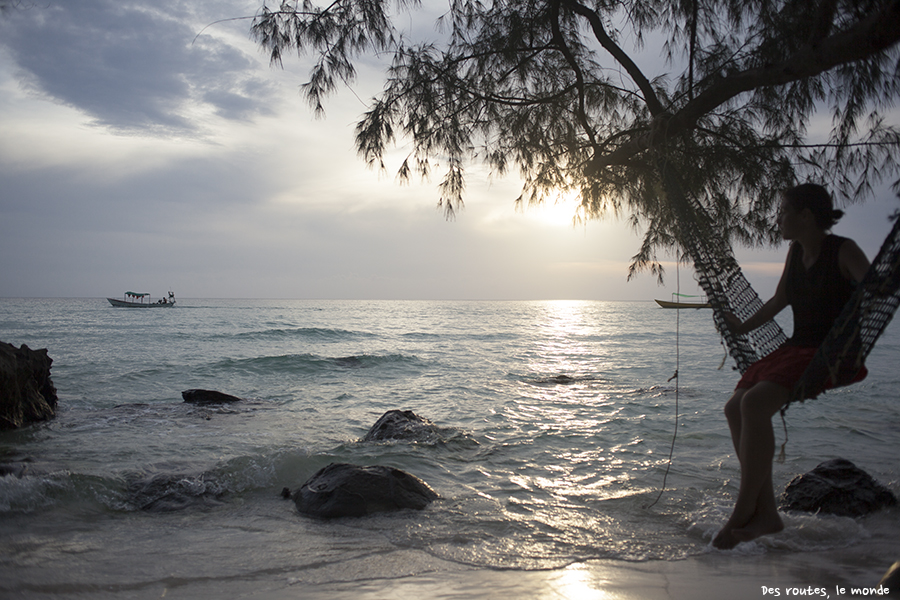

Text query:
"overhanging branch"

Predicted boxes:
[[563, 0, 666, 117], [586, 0, 900, 175]]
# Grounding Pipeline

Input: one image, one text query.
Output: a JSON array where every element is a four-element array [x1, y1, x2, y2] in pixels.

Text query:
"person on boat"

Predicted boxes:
[[713, 183, 870, 550]]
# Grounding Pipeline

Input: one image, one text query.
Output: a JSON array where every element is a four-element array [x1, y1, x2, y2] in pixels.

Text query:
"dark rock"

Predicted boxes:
[[181, 389, 243, 404], [292, 462, 439, 518], [779, 458, 898, 517], [362, 409, 440, 442], [0, 341, 58, 430], [0, 462, 28, 478], [526, 374, 601, 385]]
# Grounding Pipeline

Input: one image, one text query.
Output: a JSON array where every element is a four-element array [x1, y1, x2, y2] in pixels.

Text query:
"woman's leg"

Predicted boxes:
[[713, 382, 789, 549], [723, 389, 745, 454]]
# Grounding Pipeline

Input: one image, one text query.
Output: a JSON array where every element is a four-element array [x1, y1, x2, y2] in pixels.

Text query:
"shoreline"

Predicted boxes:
[[168, 531, 897, 600], [285, 546, 896, 600], [155, 545, 897, 600]]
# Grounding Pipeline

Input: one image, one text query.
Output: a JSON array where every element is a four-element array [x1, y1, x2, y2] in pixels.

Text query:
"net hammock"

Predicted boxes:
[[657, 160, 900, 408]]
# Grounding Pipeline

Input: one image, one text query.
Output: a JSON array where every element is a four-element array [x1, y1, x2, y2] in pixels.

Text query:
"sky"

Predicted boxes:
[[1, 1, 897, 301]]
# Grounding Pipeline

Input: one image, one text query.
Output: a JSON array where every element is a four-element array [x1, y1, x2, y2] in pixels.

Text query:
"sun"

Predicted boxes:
[[522, 190, 583, 227]]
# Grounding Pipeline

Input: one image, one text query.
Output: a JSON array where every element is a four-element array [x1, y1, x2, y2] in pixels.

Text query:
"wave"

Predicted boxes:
[[0, 469, 232, 514], [0, 450, 318, 514], [204, 352, 422, 375], [224, 327, 377, 342], [401, 331, 518, 342]]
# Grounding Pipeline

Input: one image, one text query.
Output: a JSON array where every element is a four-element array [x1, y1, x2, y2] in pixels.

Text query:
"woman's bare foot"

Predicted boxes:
[[712, 526, 741, 550], [732, 511, 784, 543]]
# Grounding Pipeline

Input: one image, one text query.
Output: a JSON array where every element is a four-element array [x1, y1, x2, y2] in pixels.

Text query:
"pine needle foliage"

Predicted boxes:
[[251, 0, 900, 277]]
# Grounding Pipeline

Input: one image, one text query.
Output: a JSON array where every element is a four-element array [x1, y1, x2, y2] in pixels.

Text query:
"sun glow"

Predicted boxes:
[[550, 563, 613, 599], [521, 191, 584, 227]]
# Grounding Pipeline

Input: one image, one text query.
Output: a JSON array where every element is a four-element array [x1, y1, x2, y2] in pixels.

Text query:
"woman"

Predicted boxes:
[[712, 183, 870, 550]]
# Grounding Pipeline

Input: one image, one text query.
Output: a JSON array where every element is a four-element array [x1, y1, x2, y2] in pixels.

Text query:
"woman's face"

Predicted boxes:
[[778, 199, 804, 240]]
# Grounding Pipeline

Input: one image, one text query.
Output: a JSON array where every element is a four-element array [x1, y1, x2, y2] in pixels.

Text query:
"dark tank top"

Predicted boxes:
[[785, 234, 855, 347]]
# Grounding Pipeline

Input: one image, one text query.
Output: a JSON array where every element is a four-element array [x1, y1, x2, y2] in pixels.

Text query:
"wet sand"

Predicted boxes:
[[157, 527, 896, 600], [283, 550, 895, 600]]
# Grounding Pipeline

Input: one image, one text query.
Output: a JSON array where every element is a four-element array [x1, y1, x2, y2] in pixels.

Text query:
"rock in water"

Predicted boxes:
[[362, 409, 440, 442], [0, 341, 58, 430], [779, 458, 897, 517], [0, 462, 28, 478], [181, 389, 243, 404], [292, 463, 439, 518]]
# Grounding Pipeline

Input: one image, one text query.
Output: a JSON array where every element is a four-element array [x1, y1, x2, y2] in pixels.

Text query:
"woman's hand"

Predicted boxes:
[[722, 311, 744, 335]]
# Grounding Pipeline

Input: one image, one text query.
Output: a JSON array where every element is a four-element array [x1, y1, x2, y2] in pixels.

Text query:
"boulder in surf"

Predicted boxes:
[[779, 458, 897, 517], [362, 409, 440, 442], [0, 341, 58, 430], [292, 462, 438, 518], [181, 389, 243, 404], [0, 462, 28, 478]]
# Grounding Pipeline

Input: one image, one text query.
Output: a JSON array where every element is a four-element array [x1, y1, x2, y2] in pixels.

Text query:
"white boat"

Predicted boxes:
[[655, 293, 710, 309], [108, 291, 176, 307]]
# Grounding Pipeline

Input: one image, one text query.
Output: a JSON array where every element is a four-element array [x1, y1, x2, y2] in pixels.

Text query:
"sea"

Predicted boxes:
[[1, 298, 898, 599]]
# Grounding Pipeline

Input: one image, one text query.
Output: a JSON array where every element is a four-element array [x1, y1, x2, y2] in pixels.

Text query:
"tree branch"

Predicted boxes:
[[550, 0, 598, 148], [587, 0, 900, 175], [563, 0, 666, 116]]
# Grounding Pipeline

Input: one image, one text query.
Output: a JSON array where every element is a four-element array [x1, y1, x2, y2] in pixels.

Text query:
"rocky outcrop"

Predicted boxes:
[[0, 461, 29, 478], [0, 342, 58, 430], [181, 389, 243, 404], [362, 409, 441, 442], [779, 458, 898, 517], [291, 462, 439, 518]]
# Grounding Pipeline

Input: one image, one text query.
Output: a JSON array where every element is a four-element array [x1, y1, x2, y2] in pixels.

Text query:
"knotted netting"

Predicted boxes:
[[658, 162, 786, 374]]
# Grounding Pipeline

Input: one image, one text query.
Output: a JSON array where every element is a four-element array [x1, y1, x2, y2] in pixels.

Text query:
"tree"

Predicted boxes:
[[249, 0, 900, 279]]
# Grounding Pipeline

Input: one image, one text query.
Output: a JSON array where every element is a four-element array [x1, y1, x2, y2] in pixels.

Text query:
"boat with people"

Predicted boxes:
[[107, 291, 176, 308], [654, 292, 711, 309]]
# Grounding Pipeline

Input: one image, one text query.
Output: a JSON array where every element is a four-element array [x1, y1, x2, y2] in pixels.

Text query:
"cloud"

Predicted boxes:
[[3, 1, 894, 301], [0, 0, 275, 135]]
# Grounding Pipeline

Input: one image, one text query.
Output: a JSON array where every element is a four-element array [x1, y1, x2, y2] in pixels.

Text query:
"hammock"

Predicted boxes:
[[658, 160, 900, 408]]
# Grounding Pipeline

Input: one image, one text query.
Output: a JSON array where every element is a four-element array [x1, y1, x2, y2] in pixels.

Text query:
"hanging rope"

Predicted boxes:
[[646, 259, 681, 509]]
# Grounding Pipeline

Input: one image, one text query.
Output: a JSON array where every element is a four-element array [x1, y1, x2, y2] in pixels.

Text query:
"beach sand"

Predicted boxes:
[[272, 552, 894, 600], [148, 528, 896, 600], [5, 510, 897, 600]]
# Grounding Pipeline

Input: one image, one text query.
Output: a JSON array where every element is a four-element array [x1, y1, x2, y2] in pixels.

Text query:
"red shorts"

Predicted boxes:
[[736, 345, 867, 396]]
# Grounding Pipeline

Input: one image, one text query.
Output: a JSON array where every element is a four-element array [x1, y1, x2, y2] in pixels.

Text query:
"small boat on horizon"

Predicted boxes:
[[108, 291, 176, 308], [655, 292, 711, 309]]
